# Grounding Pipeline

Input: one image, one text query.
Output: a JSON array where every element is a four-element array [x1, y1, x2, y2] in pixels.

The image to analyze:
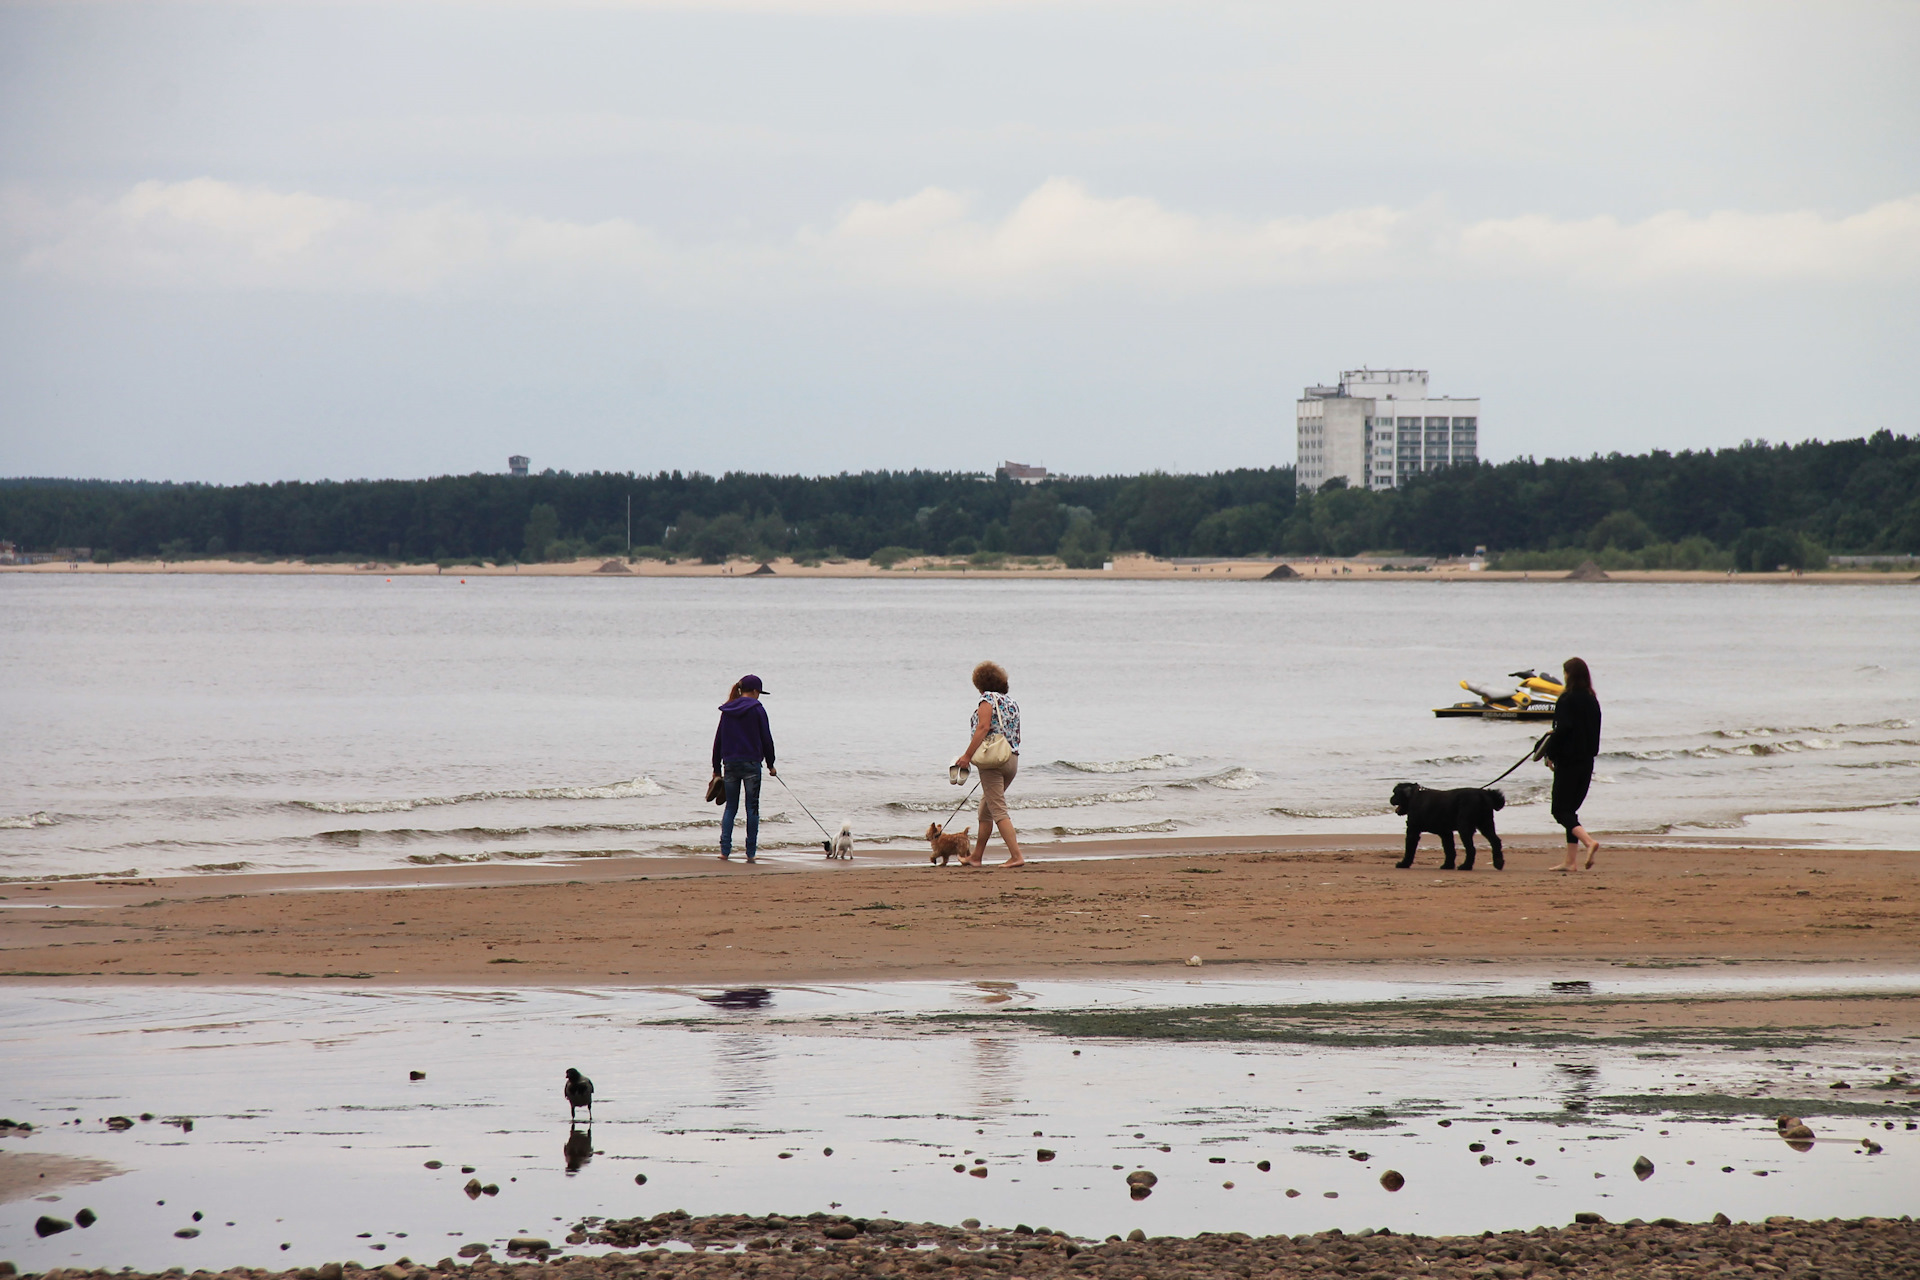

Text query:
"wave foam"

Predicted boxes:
[[887, 785, 1156, 813], [1271, 803, 1388, 820], [1715, 717, 1911, 740], [1611, 736, 1843, 761], [293, 775, 666, 814], [0, 812, 57, 830], [1048, 820, 1180, 836], [1054, 754, 1191, 774]]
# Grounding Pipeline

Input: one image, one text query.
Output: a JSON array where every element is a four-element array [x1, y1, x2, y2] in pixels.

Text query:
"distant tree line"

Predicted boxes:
[[2, 432, 1914, 570]]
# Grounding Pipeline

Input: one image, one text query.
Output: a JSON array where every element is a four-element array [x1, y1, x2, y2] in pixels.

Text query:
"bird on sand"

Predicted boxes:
[[564, 1067, 594, 1121]]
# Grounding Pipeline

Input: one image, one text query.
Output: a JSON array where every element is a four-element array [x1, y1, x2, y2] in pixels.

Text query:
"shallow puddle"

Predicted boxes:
[[2, 975, 1916, 1271]]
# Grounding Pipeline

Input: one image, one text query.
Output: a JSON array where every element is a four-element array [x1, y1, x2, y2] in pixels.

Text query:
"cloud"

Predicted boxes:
[[8, 177, 1918, 298]]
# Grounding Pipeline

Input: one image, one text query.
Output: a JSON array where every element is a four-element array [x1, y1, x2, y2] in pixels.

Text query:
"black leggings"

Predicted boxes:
[[1551, 757, 1594, 842]]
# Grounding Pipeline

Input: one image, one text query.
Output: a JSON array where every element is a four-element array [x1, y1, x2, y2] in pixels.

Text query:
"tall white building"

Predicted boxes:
[[1295, 369, 1479, 491]]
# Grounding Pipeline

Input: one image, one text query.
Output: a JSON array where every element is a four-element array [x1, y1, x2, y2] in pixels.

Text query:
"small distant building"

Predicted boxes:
[[1296, 369, 1479, 491], [996, 460, 1050, 485], [508, 455, 530, 477]]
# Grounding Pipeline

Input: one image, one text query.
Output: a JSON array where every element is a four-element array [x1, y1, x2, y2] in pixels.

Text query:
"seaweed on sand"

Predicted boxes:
[[923, 997, 1842, 1050]]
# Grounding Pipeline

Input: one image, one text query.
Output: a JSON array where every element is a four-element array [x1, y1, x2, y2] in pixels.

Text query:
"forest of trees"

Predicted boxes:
[[3, 432, 1915, 572]]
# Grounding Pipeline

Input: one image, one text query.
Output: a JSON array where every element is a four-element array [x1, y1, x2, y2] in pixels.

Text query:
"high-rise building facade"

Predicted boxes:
[[1295, 370, 1479, 491]]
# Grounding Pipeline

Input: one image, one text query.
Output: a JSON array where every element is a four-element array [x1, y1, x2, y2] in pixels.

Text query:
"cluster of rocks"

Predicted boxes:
[[6, 1214, 1918, 1280]]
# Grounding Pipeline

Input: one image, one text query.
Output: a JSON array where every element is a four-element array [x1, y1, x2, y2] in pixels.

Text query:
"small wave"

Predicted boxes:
[[1415, 755, 1484, 767], [1054, 754, 1191, 774], [0, 812, 57, 830], [187, 861, 254, 873], [887, 786, 1155, 813], [318, 817, 728, 844], [0, 868, 141, 884], [1048, 820, 1180, 836], [1199, 767, 1260, 790], [1271, 804, 1388, 820], [292, 775, 666, 815], [1716, 717, 1911, 740], [406, 853, 492, 866], [1611, 736, 1843, 761]]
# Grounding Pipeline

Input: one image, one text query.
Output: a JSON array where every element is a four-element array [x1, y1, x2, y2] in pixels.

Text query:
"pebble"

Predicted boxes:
[[1379, 1169, 1405, 1192], [1632, 1156, 1655, 1181]]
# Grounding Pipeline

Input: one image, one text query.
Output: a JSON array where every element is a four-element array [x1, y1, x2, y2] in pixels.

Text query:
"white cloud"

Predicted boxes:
[[8, 177, 1918, 298]]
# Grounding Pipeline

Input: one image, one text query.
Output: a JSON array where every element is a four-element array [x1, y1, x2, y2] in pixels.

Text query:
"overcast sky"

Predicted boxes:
[[2, 0, 1916, 484]]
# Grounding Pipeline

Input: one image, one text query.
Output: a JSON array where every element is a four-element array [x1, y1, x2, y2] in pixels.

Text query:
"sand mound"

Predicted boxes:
[[1566, 560, 1611, 581], [749, 562, 777, 576], [1262, 563, 1301, 580], [595, 560, 632, 574]]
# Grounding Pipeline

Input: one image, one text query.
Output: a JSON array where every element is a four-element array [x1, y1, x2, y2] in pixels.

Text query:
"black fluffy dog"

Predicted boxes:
[[1390, 782, 1505, 870]]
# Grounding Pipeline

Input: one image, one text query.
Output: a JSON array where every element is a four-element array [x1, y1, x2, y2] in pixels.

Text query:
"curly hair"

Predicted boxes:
[[972, 661, 1010, 694]]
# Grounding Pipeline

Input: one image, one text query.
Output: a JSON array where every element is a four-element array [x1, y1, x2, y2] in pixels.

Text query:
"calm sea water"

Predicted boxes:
[[3, 575, 1916, 878]]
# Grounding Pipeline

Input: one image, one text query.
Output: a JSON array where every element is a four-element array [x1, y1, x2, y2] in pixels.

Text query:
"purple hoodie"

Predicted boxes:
[[712, 696, 776, 772]]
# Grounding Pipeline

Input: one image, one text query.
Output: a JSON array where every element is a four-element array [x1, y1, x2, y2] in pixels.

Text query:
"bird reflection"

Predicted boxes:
[[564, 1125, 594, 1174], [1554, 1059, 1600, 1113]]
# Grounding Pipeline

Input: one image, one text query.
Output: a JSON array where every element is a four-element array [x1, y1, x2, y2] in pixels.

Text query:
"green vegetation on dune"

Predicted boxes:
[[3, 431, 1915, 563]]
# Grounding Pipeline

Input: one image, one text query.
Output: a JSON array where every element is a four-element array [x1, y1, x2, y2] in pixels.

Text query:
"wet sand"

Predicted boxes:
[[0, 1151, 121, 1204], [3, 840, 1915, 996]]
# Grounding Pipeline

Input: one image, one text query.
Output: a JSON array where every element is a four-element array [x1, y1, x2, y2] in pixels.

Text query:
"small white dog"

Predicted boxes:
[[829, 821, 855, 860]]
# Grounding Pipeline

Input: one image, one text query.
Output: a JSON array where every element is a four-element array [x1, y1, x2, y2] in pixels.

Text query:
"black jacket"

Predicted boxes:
[[1547, 687, 1602, 763]]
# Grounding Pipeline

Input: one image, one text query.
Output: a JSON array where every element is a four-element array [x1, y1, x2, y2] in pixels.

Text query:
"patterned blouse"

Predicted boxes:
[[970, 690, 1022, 755]]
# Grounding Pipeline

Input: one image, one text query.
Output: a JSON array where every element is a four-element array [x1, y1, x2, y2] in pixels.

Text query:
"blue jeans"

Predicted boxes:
[[719, 759, 762, 859]]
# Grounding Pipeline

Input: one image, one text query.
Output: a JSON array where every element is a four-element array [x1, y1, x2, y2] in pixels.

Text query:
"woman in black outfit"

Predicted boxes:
[[1546, 656, 1602, 871]]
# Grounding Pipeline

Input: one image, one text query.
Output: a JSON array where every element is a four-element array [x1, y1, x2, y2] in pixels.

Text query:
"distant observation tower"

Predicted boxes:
[[508, 455, 530, 477]]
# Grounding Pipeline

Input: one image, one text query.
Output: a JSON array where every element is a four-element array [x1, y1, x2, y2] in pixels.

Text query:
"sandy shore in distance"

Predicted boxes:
[[4, 554, 1915, 583], [3, 840, 1916, 1011]]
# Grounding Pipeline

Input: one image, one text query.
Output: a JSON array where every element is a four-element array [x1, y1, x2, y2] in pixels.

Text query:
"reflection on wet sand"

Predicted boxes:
[[1, 976, 1915, 1274], [564, 1127, 594, 1174], [970, 1037, 1020, 1112], [714, 1034, 776, 1109]]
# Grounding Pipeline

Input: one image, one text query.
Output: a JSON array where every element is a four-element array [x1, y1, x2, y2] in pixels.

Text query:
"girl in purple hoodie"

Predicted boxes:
[[711, 674, 776, 862]]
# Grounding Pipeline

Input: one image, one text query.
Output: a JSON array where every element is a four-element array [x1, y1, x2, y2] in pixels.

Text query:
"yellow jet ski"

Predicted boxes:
[[1434, 669, 1563, 720]]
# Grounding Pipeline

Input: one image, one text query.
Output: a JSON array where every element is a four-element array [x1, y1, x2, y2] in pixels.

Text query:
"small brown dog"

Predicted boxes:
[[925, 822, 971, 866]]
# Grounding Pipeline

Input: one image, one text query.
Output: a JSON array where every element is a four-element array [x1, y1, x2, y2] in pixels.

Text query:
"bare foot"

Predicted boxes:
[[998, 857, 1026, 869], [1548, 864, 1574, 873], [1582, 840, 1600, 870]]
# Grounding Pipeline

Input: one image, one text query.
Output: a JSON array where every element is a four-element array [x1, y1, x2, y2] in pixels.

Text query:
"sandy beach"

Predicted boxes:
[[4, 838, 1915, 998], [3, 554, 1914, 584]]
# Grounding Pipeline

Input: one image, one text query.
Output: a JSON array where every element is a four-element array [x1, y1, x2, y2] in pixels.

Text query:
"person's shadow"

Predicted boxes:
[[564, 1126, 594, 1174]]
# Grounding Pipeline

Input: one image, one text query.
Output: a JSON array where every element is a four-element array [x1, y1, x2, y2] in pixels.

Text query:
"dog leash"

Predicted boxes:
[[1479, 733, 1550, 790], [939, 780, 981, 832], [772, 772, 836, 850]]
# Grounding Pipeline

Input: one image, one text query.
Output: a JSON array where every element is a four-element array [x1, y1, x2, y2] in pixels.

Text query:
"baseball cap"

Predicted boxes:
[[739, 674, 769, 693]]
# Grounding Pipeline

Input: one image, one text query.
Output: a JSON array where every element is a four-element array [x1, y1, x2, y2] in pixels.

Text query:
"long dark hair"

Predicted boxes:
[[1562, 656, 1593, 693]]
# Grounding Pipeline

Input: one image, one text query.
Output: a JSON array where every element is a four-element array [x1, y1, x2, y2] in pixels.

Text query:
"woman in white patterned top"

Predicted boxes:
[[956, 660, 1025, 869]]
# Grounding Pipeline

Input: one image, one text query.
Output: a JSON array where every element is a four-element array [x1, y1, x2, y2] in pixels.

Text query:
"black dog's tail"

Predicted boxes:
[[1485, 788, 1506, 810]]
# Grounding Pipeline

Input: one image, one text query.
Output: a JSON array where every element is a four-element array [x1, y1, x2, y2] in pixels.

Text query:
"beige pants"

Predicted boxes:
[[976, 756, 1018, 825]]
